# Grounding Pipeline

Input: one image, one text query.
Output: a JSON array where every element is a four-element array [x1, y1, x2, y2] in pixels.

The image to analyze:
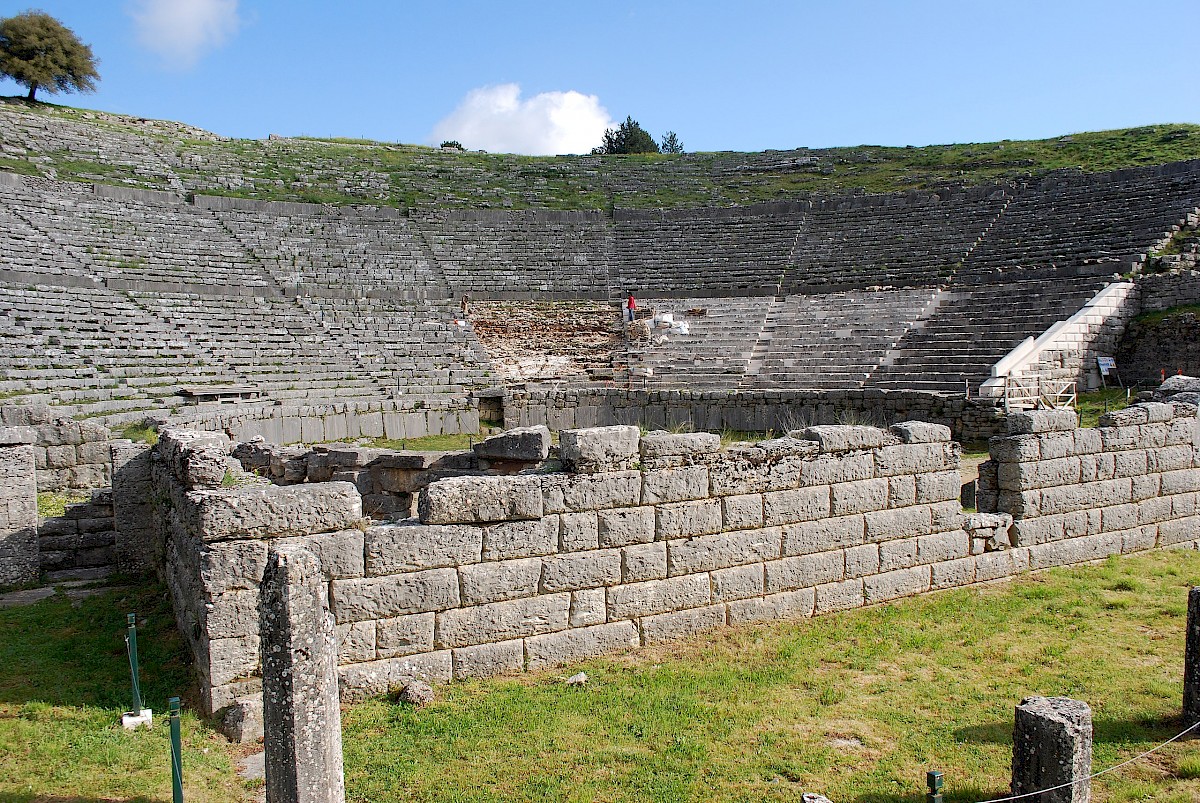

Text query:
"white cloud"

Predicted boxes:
[[430, 84, 615, 156], [129, 0, 242, 69]]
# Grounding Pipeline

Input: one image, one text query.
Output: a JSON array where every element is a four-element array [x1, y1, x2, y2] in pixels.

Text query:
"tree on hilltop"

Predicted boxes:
[[592, 116, 660, 155], [660, 131, 684, 154], [0, 11, 99, 102]]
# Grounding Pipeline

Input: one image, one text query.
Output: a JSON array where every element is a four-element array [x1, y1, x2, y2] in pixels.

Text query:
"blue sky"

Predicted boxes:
[[1, 1, 1196, 155]]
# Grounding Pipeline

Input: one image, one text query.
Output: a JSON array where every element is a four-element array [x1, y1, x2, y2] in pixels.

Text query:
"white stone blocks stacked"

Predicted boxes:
[[984, 402, 1200, 569]]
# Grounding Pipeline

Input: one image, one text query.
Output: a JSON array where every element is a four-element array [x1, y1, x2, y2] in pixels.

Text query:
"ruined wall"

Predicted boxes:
[[1136, 269, 1200, 314], [503, 388, 1006, 443], [0, 427, 38, 586], [978, 404, 1200, 567], [0, 403, 113, 490]]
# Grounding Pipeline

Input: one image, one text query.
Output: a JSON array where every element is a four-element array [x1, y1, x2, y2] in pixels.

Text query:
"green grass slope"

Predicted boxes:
[[2, 97, 1199, 210]]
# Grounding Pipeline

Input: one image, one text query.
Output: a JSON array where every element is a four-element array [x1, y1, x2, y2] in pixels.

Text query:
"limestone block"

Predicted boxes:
[[798, 453, 874, 486], [540, 550, 621, 592], [1101, 503, 1140, 532], [890, 422, 951, 444], [1026, 532, 1122, 570], [569, 588, 607, 627], [559, 426, 640, 473], [525, 621, 640, 670], [667, 527, 780, 576], [1166, 417, 1199, 446], [712, 564, 765, 601], [435, 594, 570, 648], [1174, 493, 1198, 517], [1071, 428, 1102, 455], [365, 523, 482, 575], [864, 505, 932, 543], [1011, 697, 1092, 803], [559, 511, 600, 551], [708, 455, 771, 496], [45, 444, 76, 469], [917, 530, 969, 564], [641, 465, 710, 504], [640, 604, 727, 645], [220, 696, 264, 744], [200, 540, 269, 593], [459, 557, 542, 604], [888, 475, 917, 508], [596, 506, 655, 547], [418, 475, 543, 524], [722, 494, 764, 530], [1143, 402, 1177, 423], [554, 471, 642, 512], [203, 635, 260, 687], [830, 478, 888, 516], [639, 432, 721, 459], [932, 557, 976, 590], [799, 425, 896, 453], [763, 487, 831, 526], [453, 640, 525, 679], [916, 471, 966, 504], [875, 443, 958, 477], [814, 578, 865, 614], [782, 515, 865, 556], [204, 679, 262, 718], [330, 569, 460, 624], [157, 428, 232, 490], [187, 482, 362, 542], [726, 588, 815, 623], [1035, 479, 1133, 517], [1011, 517, 1065, 547], [1160, 516, 1200, 546], [989, 435, 1042, 463], [879, 538, 918, 572], [338, 652, 453, 702], [482, 519, 558, 560], [336, 621, 376, 665], [1162, 469, 1200, 495], [1098, 407, 1149, 427], [844, 543, 880, 578], [606, 574, 711, 620], [864, 565, 931, 604], [1147, 445, 1194, 473], [1113, 450, 1148, 478], [656, 499, 723, 539], [975, 550, 1019, 582], [765, 551, 844, 593], [1007, 409, 1078, 435], [277, 529, 365, 579], [1122, 525, 1158, 553], [206, 590, 260, 639], [931, 500, 963, 531], [621, 542, 667, 582], [472, 425, 550, 462], [375, 613, 434, 658], [1100, 426, 1141, 452]]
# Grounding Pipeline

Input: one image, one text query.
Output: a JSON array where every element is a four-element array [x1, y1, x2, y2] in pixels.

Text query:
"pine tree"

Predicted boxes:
[[592, 116, 660, 155]]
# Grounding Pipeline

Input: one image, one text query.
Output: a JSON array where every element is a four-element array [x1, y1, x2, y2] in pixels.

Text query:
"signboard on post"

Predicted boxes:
[[1097, 356, 1121, 388]]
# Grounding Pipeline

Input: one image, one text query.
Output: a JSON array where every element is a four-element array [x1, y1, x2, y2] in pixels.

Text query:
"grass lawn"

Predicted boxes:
[[5, 552, 1200, 802]]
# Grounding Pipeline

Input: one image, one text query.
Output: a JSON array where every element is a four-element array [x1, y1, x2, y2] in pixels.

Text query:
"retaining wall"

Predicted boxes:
[[0, 426, 38, 586], [0, 403, 113, 490], [502, 388, 1006, 442]]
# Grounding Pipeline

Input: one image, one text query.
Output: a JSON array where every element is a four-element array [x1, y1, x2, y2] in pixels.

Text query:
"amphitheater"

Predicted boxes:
[[2, 100, 1200, 755]]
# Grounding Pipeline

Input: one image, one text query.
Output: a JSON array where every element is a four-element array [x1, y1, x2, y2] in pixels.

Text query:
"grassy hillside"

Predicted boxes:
[[2, 97, 1199, 210]]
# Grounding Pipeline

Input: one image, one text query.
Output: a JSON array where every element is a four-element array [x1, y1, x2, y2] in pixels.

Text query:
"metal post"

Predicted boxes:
[[926, 770, 944, 803], [169, 697, 183, 803], [126, 613, 143, 714]]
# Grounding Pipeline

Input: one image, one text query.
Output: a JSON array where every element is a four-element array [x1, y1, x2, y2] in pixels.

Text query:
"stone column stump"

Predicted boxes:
[[0, 427, 39, 586], [1012, 696, 1093, 803], [1184, 587, 1200, 728], [260, 545, 345, 803]]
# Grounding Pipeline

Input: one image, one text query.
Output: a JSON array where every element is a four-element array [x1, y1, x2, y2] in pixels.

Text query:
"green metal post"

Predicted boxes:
[[126, 613, 143, 713], [926, 770, 944, 803], [169, 696, 183, 803]]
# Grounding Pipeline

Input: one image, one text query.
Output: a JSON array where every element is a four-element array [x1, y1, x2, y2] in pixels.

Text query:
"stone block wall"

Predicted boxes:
[[1137, 269, 1200, 315], [978, 403, 1200, 568], [0, 403, 113, 490], [0, 426, 38, 586], [503, 388, 1006, 443]]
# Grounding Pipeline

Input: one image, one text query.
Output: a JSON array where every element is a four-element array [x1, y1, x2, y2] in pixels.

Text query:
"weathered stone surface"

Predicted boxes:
[[541, 550, 621, 592], [558, 511, 600, 551], [259, 545, 345, 803], [606, 573, 710, 619], [0, 442, 38, 585], [656, 499, 723, 539], [642, 465, 710, 504], [799, 425, 896, 453], [569, 588, 606, 626], [1008, 409, 1079, 435], [188, 482, 362, 542], [721, 494, 764, 530], [482, 519, 558, 560], [621, 541, 667, 582], [639, 431, 721, 459], [336, 621, 376, 664], [559, 426, 640, 473], [418, 475, 543, 524], [220, 696, 263, 744], [1011, 696, 1092, 803], [763, 487, 831, 526], [525, 621, 640, 670], [1185, 588, 1200, 727], [765, 551, 844, 593], [460, 557, 542, 604], [596, 506, 655, 547], [782, 515, 865, 556], [830, 478, 887, 516], [711, 563, 765, 601], [473, 425, 551, 462], [365, 522, 482, 574], [375, 613, 434, 658], [157, 428, 233, 490], [890, 421, 951, 444], [640, 604, 726, 644], [814, 578, 865, 613], [864, 565, 931, 603], [338, 652, 453, 701], [555, 471, 642, 512], [726, 588, 815, 623], [278, 529, 365, 579], [667, 527, 779, 575], [864, 505, 932, 542], [434, 594, 570, 648], [453, 640, 524, 679], [331, 569, 460, 623]]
